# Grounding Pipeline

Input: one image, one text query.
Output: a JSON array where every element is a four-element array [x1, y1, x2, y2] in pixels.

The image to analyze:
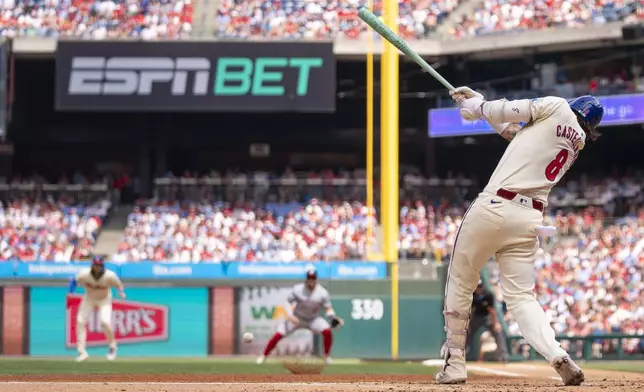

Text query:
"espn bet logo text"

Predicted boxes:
[[67, 56, 323, 97], [65, 294, 169, 348]]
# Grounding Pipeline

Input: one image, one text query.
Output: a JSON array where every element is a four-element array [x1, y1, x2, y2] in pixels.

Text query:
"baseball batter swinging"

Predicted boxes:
[[436, 87, 604, 386], [68, 256, 126, 362], [257, 269, 343, 365]]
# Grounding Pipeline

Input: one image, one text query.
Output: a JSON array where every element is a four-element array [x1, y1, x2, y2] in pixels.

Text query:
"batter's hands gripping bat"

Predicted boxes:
[[357, 6, 455, 92]]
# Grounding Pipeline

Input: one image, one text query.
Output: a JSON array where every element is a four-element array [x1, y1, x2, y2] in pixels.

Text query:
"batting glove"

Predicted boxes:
[[458, 96, 485, 121], [450, 86, 484, 100]]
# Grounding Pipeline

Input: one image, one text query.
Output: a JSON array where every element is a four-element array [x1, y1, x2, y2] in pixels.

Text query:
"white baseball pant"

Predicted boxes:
[[76, 297, 116, 353], [443, 191, 567, 363]]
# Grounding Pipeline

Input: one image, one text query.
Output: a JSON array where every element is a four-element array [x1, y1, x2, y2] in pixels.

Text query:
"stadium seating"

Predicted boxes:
[[492, 213, 644, 354], [213, 0, 461, 39], [0, 181, 111, 262], [0, 0, 193, 39], [112, 199, 375, 262], [0, 0, 640, 39], [4, 170, 641, 341], [451, 0, 643, 38]]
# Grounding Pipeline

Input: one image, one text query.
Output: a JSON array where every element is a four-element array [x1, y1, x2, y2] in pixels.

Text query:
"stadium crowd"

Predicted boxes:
[[0, 0, 193, 39], [491, 211, 644, 356], [0, 0, 640, 40], [112, 198, 374, 262], [1, 169, 643, 345], [214, 0, 460, 39], [0, 179, 110, 262], [451, 0, 644, 38]]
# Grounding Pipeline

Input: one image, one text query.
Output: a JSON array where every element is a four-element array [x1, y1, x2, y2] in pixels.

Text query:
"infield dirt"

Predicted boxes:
[[1, 366, 643, 392]]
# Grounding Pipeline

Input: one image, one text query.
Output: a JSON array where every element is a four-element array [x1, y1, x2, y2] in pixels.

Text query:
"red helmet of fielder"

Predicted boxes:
[[305, 268, 318, 290]]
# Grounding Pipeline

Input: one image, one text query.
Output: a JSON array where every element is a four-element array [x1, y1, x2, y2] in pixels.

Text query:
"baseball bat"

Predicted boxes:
[[357, 6, 455, 92]]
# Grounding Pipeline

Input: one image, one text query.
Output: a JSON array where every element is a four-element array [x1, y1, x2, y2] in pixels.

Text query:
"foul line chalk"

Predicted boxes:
[[467, 366, 527, 378]]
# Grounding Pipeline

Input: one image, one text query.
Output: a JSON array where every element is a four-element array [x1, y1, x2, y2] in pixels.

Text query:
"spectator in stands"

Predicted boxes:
[[0, 0, 193, 39], [0, 173, 111, 262], [451, 0, 642, 38], [214, 0, 461, 39], [113, 197, 375, 263]]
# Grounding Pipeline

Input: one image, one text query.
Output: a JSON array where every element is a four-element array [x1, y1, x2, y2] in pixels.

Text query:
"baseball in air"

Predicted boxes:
[[243, 332, 254, 343]]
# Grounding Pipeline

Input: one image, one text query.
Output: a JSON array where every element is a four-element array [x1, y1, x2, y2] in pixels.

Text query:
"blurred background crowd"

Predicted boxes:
[[1, 168, 642, 343], [0, 0, 640, 40], [1, 0, 643, 358]]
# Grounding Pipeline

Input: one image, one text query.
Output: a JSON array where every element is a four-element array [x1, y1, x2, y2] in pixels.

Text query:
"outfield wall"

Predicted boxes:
[[0, 262, 446, 359]]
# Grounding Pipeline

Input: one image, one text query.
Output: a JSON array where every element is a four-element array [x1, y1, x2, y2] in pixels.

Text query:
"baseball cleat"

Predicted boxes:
[[256, 355, 266, 365], [551, 356, 584, 386], [75, 351, 89, 362], [106, 346, 117, 361], [435, 369, 466, 385], [435, 347, 467, 384], [324, 356, 332, 365]]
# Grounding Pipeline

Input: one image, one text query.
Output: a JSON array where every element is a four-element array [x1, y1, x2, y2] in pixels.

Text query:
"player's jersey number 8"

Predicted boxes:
[[544, 149, 569, 182]]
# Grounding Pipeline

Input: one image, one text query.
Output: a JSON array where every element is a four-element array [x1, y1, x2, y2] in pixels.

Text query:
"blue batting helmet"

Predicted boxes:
[[92, 256, 105, 266], [567, 95, 604, 132]]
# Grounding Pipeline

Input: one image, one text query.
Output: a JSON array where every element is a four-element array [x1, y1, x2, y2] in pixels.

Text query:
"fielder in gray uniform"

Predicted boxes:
[[257, 269, 343, 365]]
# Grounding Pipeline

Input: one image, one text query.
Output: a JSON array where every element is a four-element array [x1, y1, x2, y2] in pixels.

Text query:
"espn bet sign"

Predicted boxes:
[[55, 42, 335, 112]]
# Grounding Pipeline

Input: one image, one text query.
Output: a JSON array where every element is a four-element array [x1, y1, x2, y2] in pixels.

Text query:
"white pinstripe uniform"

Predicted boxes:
[[74, 268, 122, 357], [438, 96, 586, 384]]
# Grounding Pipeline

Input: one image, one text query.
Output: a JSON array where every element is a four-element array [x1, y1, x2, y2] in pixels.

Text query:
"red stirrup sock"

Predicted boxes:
[[322, 329, 333, 356], [263, 333, 284, 356]]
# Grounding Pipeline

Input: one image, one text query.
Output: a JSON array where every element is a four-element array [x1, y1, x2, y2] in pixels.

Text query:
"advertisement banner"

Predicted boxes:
[[225, 262, 331, 279], [0, 261, 14, 277], [30, 287, 207, 356], [237, 286, 313, 355], [55, 41, 335, 112], [65, 294, 169, 348], [330, 262, 387, 280], [5, 261, 386, 280], [15, 262, 119, 279], [428, 93, 644, 138], [119, 262, 224, 279]]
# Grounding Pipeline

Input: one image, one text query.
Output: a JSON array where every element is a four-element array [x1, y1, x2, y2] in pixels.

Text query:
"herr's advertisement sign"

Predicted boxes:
[[65, 294, 169, 348], [30, 287, 208, 356], [55, 41, 335, 112]]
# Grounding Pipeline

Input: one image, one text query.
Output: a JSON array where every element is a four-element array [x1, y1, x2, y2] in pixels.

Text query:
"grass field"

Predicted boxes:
[[0, 357, 439, 375], [0, 357, 642, 376], [583, 361, 644, 374]]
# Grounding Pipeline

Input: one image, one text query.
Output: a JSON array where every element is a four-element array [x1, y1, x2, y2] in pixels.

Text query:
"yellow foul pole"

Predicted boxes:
[[366, 0, 374, 261], [381, 0, 399, 360]]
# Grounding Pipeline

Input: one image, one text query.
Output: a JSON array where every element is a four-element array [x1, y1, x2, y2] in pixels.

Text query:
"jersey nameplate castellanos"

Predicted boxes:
[[486, 97, 586, 204]]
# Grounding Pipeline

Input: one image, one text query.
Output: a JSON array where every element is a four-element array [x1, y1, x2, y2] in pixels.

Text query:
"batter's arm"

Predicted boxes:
[[480, 97, 566, 126], [488, 122, 522, 142]]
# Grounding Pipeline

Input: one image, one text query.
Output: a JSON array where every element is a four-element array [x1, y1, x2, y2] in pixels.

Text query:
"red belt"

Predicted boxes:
[[496, 188, 544, 212]]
